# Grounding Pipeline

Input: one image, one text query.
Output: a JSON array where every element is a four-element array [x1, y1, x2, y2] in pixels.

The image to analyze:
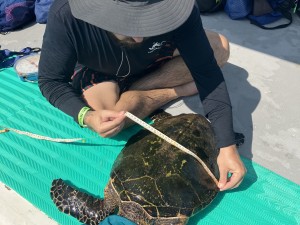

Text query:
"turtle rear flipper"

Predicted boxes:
[[50, 179, 113, 225]]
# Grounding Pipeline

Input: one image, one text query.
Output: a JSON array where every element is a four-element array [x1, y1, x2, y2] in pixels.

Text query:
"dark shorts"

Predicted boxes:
[[71, 60, 171, 94]]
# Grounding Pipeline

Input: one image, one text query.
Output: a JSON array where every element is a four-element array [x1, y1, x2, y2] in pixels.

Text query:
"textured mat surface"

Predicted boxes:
[[0, 68, 300, 225]]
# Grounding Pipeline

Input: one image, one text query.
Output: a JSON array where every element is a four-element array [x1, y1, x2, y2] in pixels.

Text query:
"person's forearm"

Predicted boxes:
[[38, 1, 83, 122], [201, 81, 235, 148], [38, 77, 87, 123], [174, 6, 235, 148]]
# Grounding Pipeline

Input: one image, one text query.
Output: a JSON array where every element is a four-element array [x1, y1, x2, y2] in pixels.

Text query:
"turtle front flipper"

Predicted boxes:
[[50, 179, 113, 225]]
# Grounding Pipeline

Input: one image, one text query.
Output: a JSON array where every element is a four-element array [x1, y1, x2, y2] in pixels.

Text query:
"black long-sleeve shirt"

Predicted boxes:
[[38, 0, 235, 148]]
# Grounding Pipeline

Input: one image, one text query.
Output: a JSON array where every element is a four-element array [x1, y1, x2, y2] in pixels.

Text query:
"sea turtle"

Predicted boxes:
[[50, 112, 221, 225]]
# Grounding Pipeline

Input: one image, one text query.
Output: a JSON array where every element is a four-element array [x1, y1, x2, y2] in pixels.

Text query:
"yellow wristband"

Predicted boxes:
[[78, 106, 91, 127]]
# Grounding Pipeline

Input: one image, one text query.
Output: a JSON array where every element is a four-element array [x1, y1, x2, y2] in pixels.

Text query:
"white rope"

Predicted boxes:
[[125, 112, 218, 185]]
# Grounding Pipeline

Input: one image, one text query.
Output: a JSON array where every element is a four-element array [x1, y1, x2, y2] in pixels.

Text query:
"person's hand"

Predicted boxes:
[[217, 144, 246, 191], [83, 110, 126, 137]]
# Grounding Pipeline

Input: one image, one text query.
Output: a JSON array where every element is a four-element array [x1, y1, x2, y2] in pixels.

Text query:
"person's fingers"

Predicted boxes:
[[100, 121, 125, 137], [218, 167, 229, 190], [219, 171, 244, 191], [229, 167, 247, 189], [97, 114, 125, 137], [87, 110, 125, 137], [100, 110, 125, 122], [217, 145, 247, 191]]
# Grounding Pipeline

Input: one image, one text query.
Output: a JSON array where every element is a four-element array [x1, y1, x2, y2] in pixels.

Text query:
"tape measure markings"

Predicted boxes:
[[1, 127, 84, 143], [125, 111, 218, 185]]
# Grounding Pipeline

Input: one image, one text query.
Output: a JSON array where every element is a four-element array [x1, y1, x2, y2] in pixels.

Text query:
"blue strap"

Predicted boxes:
[[0, 47, 41, 69], [100, 215, 137, 225]]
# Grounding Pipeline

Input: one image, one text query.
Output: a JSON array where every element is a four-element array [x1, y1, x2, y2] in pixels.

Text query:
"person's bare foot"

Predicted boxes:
[[174, 81, 198, 97]]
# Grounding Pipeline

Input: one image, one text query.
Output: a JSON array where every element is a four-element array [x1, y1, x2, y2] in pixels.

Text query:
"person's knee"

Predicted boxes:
[[218, 34, 230, 67], [205, 30, 230, 67]]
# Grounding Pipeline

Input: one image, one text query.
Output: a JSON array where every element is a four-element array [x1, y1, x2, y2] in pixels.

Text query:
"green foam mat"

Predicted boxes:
[[0, 68, 300, 225]]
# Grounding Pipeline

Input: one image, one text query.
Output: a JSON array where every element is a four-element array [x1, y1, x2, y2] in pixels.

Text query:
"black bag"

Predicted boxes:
[[295, 0, 300, 17], [196, 0, 227, 13], [248, 0, 295, 30]]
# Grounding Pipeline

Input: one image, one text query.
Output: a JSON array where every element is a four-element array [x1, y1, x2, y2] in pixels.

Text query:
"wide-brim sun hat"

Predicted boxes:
[[69, 0, 195, 37]]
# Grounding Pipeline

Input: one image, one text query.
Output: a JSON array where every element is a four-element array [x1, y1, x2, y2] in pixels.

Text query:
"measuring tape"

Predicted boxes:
[[1, 128, 85, 143], [125, 112, 218, 185]]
